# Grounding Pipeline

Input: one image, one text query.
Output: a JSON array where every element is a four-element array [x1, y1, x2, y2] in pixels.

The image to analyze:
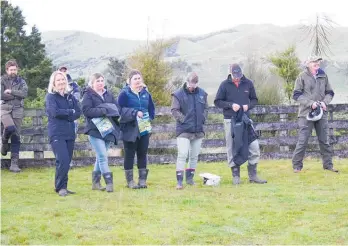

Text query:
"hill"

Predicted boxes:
[[42, 24, 348, 103]]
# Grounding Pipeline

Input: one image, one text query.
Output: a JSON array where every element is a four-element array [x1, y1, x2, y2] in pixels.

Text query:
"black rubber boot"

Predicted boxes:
[[102, 172, 114, 192], [1, 126, 15, 156], [92, 171, 106, 191], [1, 141, 10, 156], [248, 164, 267, 184], [185, 169, 195, 185], [125, 169, 139, 189], [231, 166, 240, 185], [176, 170, 184, 189], [9, 153, 21, 173], [138, 168, 149, 189]]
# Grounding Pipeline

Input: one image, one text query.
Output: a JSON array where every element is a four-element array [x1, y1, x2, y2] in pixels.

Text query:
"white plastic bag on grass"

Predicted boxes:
[[199, 173, 221, 186]]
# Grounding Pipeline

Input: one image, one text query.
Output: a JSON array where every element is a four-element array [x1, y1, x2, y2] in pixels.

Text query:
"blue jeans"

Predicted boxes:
[[88, 136, 111, 174]]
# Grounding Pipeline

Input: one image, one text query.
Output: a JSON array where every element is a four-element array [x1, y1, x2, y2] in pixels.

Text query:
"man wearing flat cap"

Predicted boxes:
[[292, 56, 338, 173], [214, 64, 267, 185]]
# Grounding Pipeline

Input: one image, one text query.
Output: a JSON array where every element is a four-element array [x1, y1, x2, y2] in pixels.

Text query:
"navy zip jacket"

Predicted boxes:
[[45, 92, 81, 141], [117, 86, 155, 142], [214, 75, 258, 119], [81, 87, 120, 144]]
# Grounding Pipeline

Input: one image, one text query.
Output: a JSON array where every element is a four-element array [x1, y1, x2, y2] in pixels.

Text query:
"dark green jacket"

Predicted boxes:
[[1, 75, 28, 118], [293, 68, 334, 117]]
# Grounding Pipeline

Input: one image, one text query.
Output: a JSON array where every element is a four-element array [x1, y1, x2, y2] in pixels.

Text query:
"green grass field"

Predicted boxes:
[[1, 159, 348, 245]]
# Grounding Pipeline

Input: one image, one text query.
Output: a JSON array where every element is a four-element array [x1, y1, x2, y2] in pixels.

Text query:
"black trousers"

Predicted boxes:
[[50, 138, 75, 192], [123, 134, 150, 170]]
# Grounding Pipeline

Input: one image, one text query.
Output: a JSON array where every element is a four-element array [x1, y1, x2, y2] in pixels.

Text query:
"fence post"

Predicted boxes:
[[329, 111, 334, 136], [32, 110, 44, 160], [279, 113, 289, 152]]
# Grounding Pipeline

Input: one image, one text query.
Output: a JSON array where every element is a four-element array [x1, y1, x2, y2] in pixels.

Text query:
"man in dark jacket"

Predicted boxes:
[[1, 60, 28, 172], [214, 64, 266, 185], [292, 56, 338, 173], [171, 72, 208, 189]]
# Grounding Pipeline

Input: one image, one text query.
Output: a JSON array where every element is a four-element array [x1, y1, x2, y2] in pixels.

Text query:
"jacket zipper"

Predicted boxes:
[[194, 94, 197, 132], [137, 92, 141, 111]]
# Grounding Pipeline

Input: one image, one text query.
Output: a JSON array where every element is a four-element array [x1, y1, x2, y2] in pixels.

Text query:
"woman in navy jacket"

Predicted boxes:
[[118, 69, 155, 189], [81, 73, 120, 192], [45, 71, 81, 197]]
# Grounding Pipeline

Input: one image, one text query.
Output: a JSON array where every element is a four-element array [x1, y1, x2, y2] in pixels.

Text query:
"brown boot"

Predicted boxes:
[[9, 153, 21, 173]]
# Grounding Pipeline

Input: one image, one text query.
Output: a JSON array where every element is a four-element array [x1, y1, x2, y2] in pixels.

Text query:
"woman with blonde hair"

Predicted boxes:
[[45, 71, 81, 197], [81, 73, 120, 192]]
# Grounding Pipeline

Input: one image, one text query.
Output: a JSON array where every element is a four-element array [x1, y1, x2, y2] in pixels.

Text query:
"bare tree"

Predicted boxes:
[[300, 13, 336, 57]]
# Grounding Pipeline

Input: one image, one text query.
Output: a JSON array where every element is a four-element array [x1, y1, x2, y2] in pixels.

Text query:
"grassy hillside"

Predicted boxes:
[[42, 24, 348, 103]]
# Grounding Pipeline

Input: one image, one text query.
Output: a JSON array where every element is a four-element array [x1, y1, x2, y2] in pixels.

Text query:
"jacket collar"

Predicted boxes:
[[2, 75, 21, 85], [53, 92, 69, 98], [126, 84, 148, 95], [305, 68, 326, 78], [227, 74, 247, 84], [183, 83, 199, 94], [85, 86, 107, 97]]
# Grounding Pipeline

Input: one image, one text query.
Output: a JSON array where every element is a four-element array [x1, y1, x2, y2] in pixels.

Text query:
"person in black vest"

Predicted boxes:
[[45, 71, 81, 196], [171, 72, 208, 189], [118, 69, 155, 189], [81, 73, 120, 192], [214, 64, 267, 185]]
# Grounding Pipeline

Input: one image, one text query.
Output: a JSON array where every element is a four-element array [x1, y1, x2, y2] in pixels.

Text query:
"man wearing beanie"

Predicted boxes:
[[214, 64, 267, 185]]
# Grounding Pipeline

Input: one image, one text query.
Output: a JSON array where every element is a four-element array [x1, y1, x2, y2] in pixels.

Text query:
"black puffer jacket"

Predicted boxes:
[[81, 87, 120, 144]]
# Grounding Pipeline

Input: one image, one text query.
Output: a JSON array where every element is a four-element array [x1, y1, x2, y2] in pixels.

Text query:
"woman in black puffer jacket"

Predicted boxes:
[[81, 73, 120, 192]]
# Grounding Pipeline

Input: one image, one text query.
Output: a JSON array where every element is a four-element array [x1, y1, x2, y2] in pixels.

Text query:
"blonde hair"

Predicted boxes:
[[47, 71, 69, 94], [88, 73, 104, 87]]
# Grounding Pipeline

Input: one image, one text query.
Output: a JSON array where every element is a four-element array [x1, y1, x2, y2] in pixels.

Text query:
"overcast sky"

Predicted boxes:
[[11, 0, 348, 40]]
